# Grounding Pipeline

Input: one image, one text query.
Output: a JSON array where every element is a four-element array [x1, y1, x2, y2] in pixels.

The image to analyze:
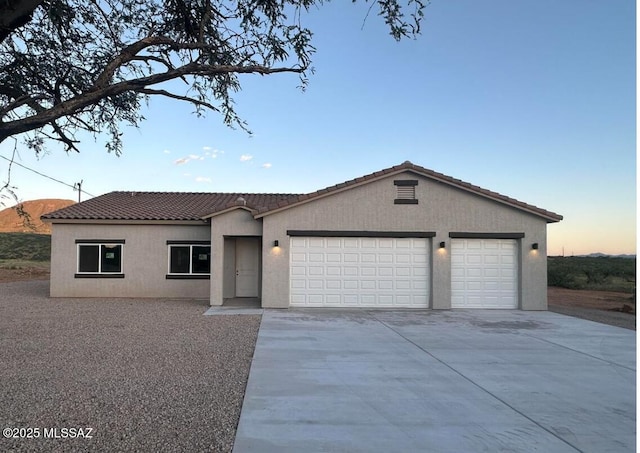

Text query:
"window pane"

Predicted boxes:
[[192, 246, 211, 274], [101, 245, 122, 273], [170, 246, 190, 273], [78, 245, 99, 272]]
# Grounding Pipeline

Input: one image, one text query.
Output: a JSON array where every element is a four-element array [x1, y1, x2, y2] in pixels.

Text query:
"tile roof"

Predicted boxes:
[[41, 192, 301, 221], [41, 162, 562, 223]]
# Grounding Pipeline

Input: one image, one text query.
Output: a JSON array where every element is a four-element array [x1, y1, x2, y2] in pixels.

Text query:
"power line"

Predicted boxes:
[[0, 154, 95, 198]]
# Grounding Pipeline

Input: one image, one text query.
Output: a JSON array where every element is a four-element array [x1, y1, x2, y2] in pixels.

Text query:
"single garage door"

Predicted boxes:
[[451, 239, 518, 309], [290, 237, 430, 307]]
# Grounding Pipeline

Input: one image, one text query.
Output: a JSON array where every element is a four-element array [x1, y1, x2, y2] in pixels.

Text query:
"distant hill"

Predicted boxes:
[[0, 199, 75, 234], [580, 253, 636, 259]]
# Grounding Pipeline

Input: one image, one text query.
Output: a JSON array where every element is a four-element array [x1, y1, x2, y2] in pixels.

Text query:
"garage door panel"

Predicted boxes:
[[378, 254, 394, 263], [326, 253, 341, 262], [344, 267, 358, 276], [412, 267, 428, 277], [291, 237, 307, 247], [413, 280, 428, 290], [396, 280, 411, 290], [309, 238, 325, 247], [378, 267, 393, 277], [396, 254, 411, 263], [290, 279, 306, 289], [361, 280, 376, 290], [291, 252, 307, 263], [483, 255, 499, 265], [308, 280, 323, 289], [344, 238, 359, 248], [451, 239, 518, 309], [362, 253, 376, 263], [344, 253, 359, 262], [327, 267, 341, 276], [308, 266, 324, 276], [290, 237, 430, 307], [467, 254, 483, 264], [326, 280, 341, 290], [361, 267, 376, 276]]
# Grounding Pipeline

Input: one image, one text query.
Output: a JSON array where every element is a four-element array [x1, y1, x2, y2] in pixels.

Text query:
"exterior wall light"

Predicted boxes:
[[273, 240, 279, 247], [531, 243, 539, 250], [439, 241, 446, 249]]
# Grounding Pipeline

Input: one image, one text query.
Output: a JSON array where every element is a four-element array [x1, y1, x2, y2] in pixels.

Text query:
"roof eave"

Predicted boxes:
[[201, 205, 258, 220], [41, 218, 209, 225]]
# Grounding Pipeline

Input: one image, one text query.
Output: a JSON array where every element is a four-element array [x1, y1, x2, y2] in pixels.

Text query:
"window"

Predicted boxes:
[[394, 179, 419, 204], [167, 242, 211, 278], [75, 240, 124, 277]]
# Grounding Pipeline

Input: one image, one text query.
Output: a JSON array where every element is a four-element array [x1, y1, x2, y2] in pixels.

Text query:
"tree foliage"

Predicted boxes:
[[0, 0, 425, 155]]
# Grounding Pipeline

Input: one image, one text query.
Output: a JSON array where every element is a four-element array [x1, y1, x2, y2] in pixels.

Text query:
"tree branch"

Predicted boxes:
[[0, 61, 304, 142], [137, 88, 219, 112]]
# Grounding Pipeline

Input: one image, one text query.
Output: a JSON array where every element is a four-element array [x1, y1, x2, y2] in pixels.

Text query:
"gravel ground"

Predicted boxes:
[[547, 287, 635, 330], [0, 280, 261, 453], [548, 305, 635, 330]]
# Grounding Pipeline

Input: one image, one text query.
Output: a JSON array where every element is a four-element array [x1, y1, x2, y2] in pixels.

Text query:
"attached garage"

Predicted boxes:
[[450, 237, 519, 309], [289, 234, 431, 307], [43, 161, 562, 310]]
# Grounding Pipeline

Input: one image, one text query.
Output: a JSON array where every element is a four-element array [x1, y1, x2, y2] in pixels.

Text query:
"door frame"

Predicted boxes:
[[223, 236, 262, 299]]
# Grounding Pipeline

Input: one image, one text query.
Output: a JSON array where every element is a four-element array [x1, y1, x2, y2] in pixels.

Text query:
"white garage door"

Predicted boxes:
[[290, 237, 430, 307], [451, 239, 518, 309]]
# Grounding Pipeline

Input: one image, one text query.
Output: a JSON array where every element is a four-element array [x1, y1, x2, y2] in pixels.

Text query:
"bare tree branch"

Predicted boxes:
[[137, 88, 218, 111]]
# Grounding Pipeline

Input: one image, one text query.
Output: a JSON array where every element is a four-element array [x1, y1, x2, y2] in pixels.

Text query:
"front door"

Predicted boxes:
[[235, 238, 260, 297]]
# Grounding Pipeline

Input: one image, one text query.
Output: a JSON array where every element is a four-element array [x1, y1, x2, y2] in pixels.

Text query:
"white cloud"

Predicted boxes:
[[163, 149, 171, 154], [261, 163, 272, 169], [240, 154, 253, 162], [195, 176, 212, 183], [175, 153, 206, 165], [202, 146, 212, 151]]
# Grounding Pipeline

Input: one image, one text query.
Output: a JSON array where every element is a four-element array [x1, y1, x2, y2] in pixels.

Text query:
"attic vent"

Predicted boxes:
[[236, 197, 246, 206], [394, 180, 418, 204]]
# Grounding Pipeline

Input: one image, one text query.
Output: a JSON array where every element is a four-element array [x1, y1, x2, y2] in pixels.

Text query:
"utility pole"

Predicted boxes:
[[74, 180, 83, 203]]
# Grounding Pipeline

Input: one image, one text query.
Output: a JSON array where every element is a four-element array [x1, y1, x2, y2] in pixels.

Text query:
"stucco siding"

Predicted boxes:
[[50, 223, 211, 297], [261, 172, 549, 310], [209, 209, 263, 306]]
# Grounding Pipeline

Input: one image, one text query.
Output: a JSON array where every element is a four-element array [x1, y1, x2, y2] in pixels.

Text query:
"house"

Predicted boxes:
[[41, 161, 562, 310]]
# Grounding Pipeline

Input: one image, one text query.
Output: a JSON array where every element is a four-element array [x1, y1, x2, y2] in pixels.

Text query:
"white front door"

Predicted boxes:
[[235, 238, 260, 297]]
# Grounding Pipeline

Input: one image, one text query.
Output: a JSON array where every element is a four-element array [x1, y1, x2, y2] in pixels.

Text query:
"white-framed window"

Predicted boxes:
[[167, 242, 211, 276], [75, 240, 124, 277]]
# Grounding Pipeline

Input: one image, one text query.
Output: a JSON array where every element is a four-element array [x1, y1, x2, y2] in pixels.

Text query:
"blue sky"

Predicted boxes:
[[0, 0, 635, 255]]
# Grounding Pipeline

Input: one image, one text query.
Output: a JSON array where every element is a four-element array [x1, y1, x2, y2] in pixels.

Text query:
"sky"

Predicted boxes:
[[0, 0, 635, 256]]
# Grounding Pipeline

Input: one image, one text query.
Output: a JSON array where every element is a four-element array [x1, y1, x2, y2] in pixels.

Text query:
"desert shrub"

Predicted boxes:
[[548, 256, 635, 293], [0, 233, 51, 261]]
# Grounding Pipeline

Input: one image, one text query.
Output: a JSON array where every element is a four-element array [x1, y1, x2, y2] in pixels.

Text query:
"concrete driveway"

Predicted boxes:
[[233, 310, 635, 453]]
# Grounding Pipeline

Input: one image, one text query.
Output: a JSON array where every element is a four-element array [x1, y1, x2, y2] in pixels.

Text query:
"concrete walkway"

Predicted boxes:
[[233, 310, 635, 453]]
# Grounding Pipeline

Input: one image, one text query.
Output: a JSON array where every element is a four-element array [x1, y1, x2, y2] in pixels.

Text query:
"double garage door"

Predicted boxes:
[[289, 236, 518, 309], [290, 237, 429, 307]]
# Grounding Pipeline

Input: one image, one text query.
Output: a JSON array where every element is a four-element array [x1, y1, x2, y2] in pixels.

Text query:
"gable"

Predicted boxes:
[[256, 166, 561, 224], [261, 172, 551, 233]]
